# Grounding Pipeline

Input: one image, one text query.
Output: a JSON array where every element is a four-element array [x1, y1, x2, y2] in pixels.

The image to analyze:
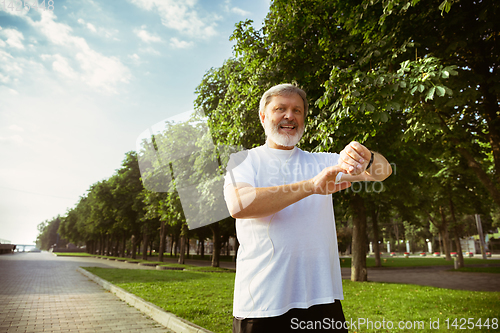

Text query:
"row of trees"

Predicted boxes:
[[37, 148, 235, 267], [37, 0, 499, 279]]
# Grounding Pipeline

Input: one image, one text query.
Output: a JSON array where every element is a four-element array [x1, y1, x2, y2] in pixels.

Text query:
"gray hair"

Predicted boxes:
[[258, 84, 308, 125]]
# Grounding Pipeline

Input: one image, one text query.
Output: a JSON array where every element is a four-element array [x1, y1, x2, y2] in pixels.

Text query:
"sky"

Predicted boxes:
[[0, 0, 270, 245]]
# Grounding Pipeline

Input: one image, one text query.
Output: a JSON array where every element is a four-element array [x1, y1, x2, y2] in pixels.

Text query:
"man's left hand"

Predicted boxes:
[[338, 141, 371, 175]]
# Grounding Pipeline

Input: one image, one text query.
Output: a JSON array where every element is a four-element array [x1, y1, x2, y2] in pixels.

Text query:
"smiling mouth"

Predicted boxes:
[[279, 124, 296, 131]]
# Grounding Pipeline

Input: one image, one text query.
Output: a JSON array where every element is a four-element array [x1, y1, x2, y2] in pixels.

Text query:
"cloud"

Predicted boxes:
[[230, 7, 250, 16], [0, 49, 23, 83], [134, 27, 162, 43], [51, 54, 78, 79], [76, 49, 130, 90], [0, 28, 25, 49], [128, 0, 219, 39], [27, 11, 130, 93], [8, 125, 24, 132], [224, 0, 250, 16], [77, 18, 119, 39], [170, 37, 193, 49], [128, 53, 143, 65], [87, 23, 97, 33], [78, 18, 97, 33], [0, 73, 8, 83], [0, 135, 23, 145], [140, 46, 161, 55], [102, 28, 120, 40]]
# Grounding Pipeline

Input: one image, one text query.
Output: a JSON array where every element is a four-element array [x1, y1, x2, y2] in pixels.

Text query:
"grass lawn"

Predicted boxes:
[[53, 252, 93, 257], [83, 267, 500, 333], [340, 257, 500, 268]]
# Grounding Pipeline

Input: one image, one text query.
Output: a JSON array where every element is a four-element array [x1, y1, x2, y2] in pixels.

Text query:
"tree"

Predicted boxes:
[[36, 216, 66, 250]]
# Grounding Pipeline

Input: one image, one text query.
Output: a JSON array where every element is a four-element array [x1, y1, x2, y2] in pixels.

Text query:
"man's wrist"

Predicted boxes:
[[365, 151, 374, 171]]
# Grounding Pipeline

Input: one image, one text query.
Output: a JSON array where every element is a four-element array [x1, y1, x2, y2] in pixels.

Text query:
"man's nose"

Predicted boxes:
[[284, 109, 295, 120]]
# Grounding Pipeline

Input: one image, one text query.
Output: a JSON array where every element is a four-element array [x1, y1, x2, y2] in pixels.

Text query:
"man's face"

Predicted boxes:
[[260, 93, 305, 149]]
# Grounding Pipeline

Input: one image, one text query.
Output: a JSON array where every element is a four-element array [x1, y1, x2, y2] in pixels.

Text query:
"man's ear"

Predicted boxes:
[[259, 110, 266, 125]]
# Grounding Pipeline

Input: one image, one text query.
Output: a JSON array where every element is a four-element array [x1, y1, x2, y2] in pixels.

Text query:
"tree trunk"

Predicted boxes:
[[105, 235, 108, 256], [131, 235, 137, 259], [372, 208, 381, 267], [351, 194, 367, 282], [210, 223, 221, 267], [453, 228, 464, 268], [100, 234, 104, 255], [178, 236, 185, 264], [159, 221, 166, 262], [438, 233, 443, 254], [393, 220, 400, 252], [111, 234, 116, 256], [439, 206, 452, 261], [142, 224, 148, 260], [449, 198, 464, 268], [200, 236, 205, 259], [178, 224, 188, 264], [121, 234, 126, 258], [186, 236, 190, 258]]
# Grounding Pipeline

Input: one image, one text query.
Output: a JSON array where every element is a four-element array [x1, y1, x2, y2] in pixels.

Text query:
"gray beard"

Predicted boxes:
[[264, 118, 304, 147]]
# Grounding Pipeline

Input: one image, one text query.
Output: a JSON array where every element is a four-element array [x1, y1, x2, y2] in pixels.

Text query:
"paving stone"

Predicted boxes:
[[0, 252, 174, 333]]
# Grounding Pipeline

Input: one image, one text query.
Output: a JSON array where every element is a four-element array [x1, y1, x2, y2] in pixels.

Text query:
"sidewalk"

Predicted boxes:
[[0, 252, 174, 333]]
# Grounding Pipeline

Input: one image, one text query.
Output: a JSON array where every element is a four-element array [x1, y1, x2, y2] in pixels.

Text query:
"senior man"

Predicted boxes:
[[224, 84, 392, 332]]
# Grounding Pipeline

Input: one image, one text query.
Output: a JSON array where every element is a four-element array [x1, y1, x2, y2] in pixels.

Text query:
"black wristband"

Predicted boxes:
[[365, 152, 374, 171]]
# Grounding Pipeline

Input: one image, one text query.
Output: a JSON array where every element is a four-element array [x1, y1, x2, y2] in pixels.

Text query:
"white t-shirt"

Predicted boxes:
[[224, 145, 344, 319]]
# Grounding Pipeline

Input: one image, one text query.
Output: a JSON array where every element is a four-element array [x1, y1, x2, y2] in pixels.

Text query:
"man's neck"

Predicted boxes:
[[266, 139, 295, 150]]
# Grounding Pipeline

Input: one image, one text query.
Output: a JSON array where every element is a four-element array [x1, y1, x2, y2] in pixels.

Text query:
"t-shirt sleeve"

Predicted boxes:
[[223, 150, 255, 188], [329, 152, 340, 167], [314, 151, 340, 169]]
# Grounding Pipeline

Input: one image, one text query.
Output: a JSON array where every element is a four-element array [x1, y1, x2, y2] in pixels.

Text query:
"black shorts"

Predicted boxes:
[[232, 301, 348, 333]]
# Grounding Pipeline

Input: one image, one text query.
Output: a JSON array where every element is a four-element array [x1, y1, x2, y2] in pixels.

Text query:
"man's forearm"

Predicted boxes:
[[227, 180, 314, 219]]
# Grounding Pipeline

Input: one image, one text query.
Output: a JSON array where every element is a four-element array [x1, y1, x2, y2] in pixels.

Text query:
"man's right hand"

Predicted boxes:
[[309, 166, 351, 195]]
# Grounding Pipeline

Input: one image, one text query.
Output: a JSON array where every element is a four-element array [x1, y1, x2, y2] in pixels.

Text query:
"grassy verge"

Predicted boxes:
[[147, 253, 236, 262], [58, 252, 499, 269], [83, 267, 500, 333], [53, 252, 92, 257], [340, 257, 500, 268], [184, 266, 235, 273]]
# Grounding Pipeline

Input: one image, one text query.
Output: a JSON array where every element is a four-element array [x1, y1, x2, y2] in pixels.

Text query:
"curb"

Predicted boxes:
[[77, 267, 214, 333]]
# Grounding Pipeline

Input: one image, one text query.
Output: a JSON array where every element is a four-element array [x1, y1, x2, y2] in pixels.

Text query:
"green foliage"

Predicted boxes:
[[194, 0, 500, 255], [36, 216, 67, 250], [57, 152, 148, 253]]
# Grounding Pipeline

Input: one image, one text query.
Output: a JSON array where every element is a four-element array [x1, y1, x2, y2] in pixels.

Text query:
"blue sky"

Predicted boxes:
[[0, 0, 269, 245]]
